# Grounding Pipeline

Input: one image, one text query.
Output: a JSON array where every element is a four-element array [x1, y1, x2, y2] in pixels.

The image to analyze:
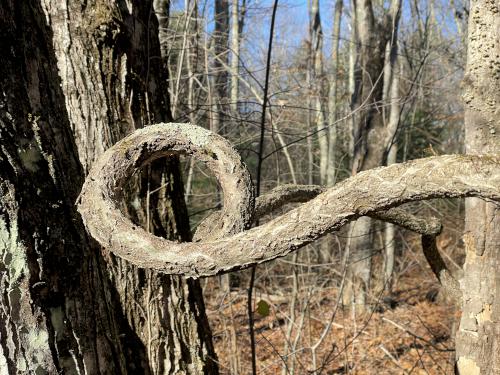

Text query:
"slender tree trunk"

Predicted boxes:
[[383, 106, 399, 290], [455, 1, 500, 374], [326, 0, 343, 187], [348, 0, 358, 160], [186, 0, 200, 125], [344, 216, 373, 308], [213, 0, 230, 135], [384, 142, 398, 291], [307, 62, 314, 185], [382, 36, 400, 291], [230, 0, 240, 115], [310, 0, 329, 184], [344, 0, 401, 308]]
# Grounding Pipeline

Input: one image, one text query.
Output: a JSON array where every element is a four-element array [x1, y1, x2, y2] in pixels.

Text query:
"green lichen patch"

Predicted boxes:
[[0, 216, 27, 283]]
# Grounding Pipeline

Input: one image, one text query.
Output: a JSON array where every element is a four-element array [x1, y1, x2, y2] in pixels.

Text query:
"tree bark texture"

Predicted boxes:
[[1, 1, 217, 373], [455, 1, 500, 374], [44, 1, 218, 373], [1, 1, 126, 372]]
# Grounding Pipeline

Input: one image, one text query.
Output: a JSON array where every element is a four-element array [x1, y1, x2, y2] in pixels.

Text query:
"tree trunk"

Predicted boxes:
[[230, 0, 240, 115], [343, 0, 402, 308], [0, 1, 217, 374], [455, 1, 500, 374], [351, 0, 401, 173], [0, 1, 126, 372], [382, 37, 400, 291], [309, 0, 329, 184], [213, 0, 230, 135], [348, 0, 359, 160], [326, 0, 343, 187]]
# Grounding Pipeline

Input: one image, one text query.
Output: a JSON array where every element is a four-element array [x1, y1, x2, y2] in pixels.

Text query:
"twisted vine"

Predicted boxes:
[[78, 123, 500, 279]]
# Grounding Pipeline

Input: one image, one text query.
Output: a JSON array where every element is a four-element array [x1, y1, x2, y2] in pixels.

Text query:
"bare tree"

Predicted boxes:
[[326, 0, 344, 187], [383, 53, 400, 290], [309, 0, 329, 184], [213, 0, 230, 135], [230, 0, 241, 114]]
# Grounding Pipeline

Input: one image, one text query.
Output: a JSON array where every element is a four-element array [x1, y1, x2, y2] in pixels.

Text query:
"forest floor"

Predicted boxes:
[[204, 231, 461, 375]]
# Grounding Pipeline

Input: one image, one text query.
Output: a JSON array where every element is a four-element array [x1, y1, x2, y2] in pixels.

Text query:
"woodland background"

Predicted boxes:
[[167, 0, 469, 373], [0, 0, 497, 374]]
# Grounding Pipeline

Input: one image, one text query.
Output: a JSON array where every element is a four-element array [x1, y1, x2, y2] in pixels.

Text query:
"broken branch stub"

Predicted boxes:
[[78, 123, 500, 278]]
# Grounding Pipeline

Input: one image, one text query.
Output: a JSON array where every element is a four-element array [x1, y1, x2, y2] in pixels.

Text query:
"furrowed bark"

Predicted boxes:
[[0, 1, 127, 372], [42, 1, 218, 372], [78, 123, 500, 278]]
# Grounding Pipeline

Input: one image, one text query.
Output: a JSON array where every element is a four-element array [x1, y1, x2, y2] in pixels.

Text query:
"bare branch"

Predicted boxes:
[[421, 234, 462, 304], [78, 123, 500, 278]]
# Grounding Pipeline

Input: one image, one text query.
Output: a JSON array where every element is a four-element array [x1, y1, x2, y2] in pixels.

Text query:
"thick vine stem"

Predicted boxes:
[[232, 184, 457, 298], [82, 123, 255, 240], [196, 185, 455, 298], [252, 184, 442, 235], [197, 185, 456, 299], [78, 123, 500, 278], [196, 184, 443, 258], [250, 185, 460, 299], [421, 234, 462, 304]]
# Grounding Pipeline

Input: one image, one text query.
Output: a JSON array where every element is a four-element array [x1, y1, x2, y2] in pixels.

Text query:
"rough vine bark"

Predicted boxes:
[[78, 123, 500, 278], [229, 183, 461, 303]]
